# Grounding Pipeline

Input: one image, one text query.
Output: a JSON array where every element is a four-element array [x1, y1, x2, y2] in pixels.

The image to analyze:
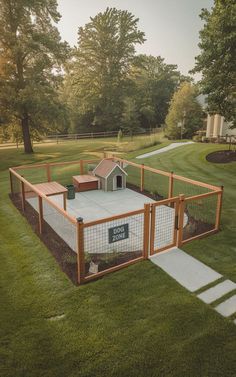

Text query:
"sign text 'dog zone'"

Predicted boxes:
[[108, 224, 129, 243]]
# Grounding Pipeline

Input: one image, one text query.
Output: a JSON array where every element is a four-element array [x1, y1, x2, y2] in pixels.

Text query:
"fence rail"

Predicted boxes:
[[1, 128, 163, 148], [9, 156, 223, 285]]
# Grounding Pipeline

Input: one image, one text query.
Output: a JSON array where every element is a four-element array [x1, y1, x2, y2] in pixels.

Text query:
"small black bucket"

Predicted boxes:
[[66, 184, 75, 200]]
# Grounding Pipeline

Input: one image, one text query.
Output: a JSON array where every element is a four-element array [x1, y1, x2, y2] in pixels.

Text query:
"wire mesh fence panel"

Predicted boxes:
[[11, 172, 21, 198], [173, 178, 211, 198], [50, 162, 81, 185], [182, 193, 218, 241], [83, 211, 144, 276], [24, 190, 39, 213], [41, 198, 77, 252], [24, 182, 38, 201], [123, 163, 141, 190], [151, 199, 180, 253], [10, 171, 39, 214], [144, 169, 169, 199], [16, 166, 47, 184]]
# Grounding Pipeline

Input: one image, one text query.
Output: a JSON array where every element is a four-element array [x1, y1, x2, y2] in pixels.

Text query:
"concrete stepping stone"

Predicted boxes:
[[215, 295, 236, 317], [150, 248, 222, 292], [197, 280, 236, 304]]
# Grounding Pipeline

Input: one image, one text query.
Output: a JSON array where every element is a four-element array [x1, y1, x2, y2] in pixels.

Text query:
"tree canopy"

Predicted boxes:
[[129, 55, 188, 129], [0, 3, 218, 151], [67, 7, 145, 131], [192, 0, 236, 126], [0, 0, 69, 152], [165, 82, 203, 139]]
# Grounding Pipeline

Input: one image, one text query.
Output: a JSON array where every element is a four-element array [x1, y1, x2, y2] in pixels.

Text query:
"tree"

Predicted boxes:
[[192, 0, 236, 126], [122, 97, 140, 138], [129, 55, 189, 128], [139, 104, 155, 130], [165, 82, 203, 139], [67, 7, 145, 131], [0, 0, 69, 153]]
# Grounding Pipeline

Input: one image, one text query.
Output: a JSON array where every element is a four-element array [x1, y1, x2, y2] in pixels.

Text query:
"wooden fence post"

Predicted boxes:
[[80, 160, 84, 175], [177, 194, 185, 247], [77, 217, 85, 285], [141, 164, 144, 192], [9, 170, 13, 194], [38, 196, 43, 234], [215, 186, 224, 230], [21, 181, 25, 212], [149, 204, 156, 255], [168, 171, 174, 199], [46, 163, 51, 182], [143, 203, 150, 259]]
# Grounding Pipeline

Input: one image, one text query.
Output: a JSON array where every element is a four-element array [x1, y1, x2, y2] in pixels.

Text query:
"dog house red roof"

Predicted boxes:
[[93, 159, 127, 178]]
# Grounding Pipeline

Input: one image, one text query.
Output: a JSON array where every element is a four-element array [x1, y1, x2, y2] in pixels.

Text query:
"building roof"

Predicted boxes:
[[93, 159, 127, 178]]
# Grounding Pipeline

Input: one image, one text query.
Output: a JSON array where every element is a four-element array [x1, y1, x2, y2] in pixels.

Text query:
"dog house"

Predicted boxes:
[[92, 159, 127, 191]]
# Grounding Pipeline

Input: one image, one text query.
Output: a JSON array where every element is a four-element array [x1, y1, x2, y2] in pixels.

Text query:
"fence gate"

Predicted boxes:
[[150, 197, 180, 255]]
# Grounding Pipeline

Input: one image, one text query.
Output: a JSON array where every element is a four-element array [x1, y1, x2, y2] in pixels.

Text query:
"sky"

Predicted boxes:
[[57, 0, 214, 79]]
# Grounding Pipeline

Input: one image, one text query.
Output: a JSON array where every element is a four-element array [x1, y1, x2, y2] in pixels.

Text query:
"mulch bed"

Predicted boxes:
[[10, 194, 78, 285], [183, 213, 214, 240], [85, 250, 142, 276], [126, 182, 164, 201], [206, 150, 236, 163]]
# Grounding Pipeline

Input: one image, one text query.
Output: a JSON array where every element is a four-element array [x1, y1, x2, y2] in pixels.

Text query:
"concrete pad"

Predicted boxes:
[[197, 280, 236, 304], [136, 141, 194, 159], [214, 295, 236, 317], [27, 189, 151, 254], [59, 189, 156, 222], [150, 248, 222, 292]]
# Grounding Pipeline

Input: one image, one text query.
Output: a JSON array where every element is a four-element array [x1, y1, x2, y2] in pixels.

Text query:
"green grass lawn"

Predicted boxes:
[[0, 139, 236, 377]]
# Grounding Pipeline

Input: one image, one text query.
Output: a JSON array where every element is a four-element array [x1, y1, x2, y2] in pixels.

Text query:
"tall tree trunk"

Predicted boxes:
[[21, 114, 33, 153]]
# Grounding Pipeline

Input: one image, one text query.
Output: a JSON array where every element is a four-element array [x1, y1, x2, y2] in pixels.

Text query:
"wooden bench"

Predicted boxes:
[[33, 182, 68, 210]]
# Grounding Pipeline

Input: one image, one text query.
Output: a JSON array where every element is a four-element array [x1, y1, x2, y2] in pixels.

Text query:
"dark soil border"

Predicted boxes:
[[183, 209, 215, 240], [10, 194, 79, 285], [206, 150, 236, 164], [126, 182, 164, 201]]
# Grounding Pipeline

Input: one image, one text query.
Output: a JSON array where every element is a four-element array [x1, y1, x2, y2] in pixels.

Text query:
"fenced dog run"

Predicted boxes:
[[9, 156, 223, 285]]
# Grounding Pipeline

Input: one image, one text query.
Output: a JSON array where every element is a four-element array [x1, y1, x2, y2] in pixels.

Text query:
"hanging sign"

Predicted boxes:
[[108, 224, 129, 243]]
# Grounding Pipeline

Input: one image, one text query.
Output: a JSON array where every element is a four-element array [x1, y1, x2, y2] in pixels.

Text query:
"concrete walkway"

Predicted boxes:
[[136, 141, 194, 159], [150, 248, 222, 292], [150, 247, 236, 324]]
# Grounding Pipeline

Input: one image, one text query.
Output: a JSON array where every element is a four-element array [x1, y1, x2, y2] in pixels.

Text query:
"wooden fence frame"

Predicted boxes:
[[80, 206, 148, 283], [149, 196, 180, 255], [9, 156, 223, 285]]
